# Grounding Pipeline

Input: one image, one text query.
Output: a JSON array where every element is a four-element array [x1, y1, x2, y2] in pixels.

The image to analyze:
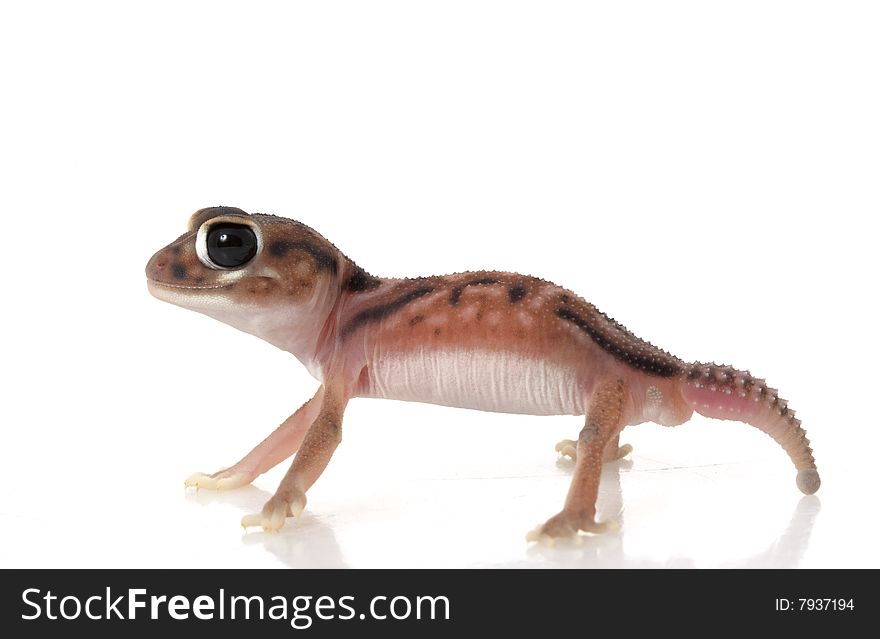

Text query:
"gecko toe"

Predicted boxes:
[[185, 470, 251, 491], [527, 509, 615, 545], [525, 526, 560, 547], [554, 439, 577, 460], [615, 443, 633, 460], [240, 506, 287, 533], [241, 491, 307, 533], [602, 443, 633, 463]]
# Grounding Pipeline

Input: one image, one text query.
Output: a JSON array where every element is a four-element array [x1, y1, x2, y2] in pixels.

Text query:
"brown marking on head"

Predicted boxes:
[[146, 234, 219, 293], [268, 238, 338, 275]]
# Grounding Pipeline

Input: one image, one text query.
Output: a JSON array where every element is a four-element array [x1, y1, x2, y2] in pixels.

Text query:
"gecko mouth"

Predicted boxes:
[[146, 279, 234, 292]]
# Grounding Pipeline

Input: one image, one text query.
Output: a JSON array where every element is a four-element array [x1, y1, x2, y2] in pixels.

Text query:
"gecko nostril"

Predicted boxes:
[[155, 258, 167, 269]]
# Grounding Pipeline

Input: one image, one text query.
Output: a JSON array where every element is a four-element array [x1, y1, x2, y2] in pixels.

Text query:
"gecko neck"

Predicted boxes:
[[311, 269, 402, 364], [276, 262, 397, 380], [235, 276, 343, 380]]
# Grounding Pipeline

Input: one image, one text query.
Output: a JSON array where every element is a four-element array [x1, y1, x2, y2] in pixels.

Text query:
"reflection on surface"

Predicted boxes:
[[186, 484, 267, 511], [241, 513, 349, 569], [742, 495, 820, 569], [187, 484, 348, 568], [185, 459, 820, 569]]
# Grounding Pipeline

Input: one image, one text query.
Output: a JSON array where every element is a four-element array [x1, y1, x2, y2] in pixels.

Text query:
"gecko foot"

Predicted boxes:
[[606, 443, 633, 462], [184, 469, 252, 490], [526, 509, 617, 545], [554, 439, 578, 460], [241, 490, 307, 533], [554, 440, 633, 463]]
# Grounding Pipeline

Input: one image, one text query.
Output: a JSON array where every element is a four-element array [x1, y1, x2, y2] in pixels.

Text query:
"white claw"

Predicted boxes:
[[267, 507, 286, 532], [240, 493, 306, 533], [184, 472, 208, 488], [184, 471, 250, 491], [595, 519, 619, 534], [240, 508, 286, 533], [525, 526, 559, 547], [526, 519, 616, 545]]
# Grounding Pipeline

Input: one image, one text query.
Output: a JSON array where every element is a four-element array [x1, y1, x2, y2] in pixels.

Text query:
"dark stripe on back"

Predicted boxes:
[[343, 287, 434, 337], [346, 266, 383, 292], [269, 240, 338, 274], [449, 277, 500, 305], [555, 307, 682, 377], [508, 284, 526, 303]]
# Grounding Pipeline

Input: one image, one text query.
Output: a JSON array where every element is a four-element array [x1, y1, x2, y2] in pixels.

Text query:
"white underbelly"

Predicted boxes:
[[366, 348, 584, 416]]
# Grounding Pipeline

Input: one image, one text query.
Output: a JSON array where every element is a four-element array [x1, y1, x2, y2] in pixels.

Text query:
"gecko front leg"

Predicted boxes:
[[530, 378, 627, 543], [242, 375, 350, 533], [184, 388, 324, 490]]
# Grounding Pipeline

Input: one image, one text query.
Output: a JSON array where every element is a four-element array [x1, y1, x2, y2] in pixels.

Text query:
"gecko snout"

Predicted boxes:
[[145, 249, 174, 280], [145, 252, 165, 279]]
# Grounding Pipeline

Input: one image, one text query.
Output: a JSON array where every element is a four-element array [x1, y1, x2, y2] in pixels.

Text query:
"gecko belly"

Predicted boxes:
[[365, 348, 585, 416]]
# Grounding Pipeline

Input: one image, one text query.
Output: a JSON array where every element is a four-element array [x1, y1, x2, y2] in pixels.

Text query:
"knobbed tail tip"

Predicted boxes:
[[796, 468, 821, 495]]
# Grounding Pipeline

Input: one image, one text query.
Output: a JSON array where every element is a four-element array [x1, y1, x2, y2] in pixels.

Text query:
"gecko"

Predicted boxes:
[[145, 206, 820, 542]]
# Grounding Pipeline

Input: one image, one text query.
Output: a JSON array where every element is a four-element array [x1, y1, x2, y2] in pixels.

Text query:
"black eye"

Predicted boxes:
[[206, 223, 258, 268]]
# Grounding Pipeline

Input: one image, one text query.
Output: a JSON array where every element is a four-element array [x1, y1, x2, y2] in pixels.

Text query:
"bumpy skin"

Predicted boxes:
[[146, 207, 819, 540]]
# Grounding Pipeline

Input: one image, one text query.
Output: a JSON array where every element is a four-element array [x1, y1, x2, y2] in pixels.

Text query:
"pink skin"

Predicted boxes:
[[148, 207, 819, 537], [680, 372, 818, 494], [193, 389, 325, 489]]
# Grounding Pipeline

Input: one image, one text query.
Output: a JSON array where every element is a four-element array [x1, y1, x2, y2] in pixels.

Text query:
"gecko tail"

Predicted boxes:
[[679, 362, 819, 495]]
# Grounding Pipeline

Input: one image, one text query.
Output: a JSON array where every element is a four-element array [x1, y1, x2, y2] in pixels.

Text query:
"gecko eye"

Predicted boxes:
[[205, 223, 258, 268]]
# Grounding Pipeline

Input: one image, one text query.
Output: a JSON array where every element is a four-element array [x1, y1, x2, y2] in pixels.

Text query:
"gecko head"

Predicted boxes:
[[146, 206, 344, 340]]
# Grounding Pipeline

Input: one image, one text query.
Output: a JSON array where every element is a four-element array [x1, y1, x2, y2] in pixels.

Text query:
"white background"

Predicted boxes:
[[1, 1, 878, 568]]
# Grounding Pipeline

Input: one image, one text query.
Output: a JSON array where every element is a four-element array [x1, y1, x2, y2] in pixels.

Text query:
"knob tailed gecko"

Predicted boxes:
[[146, 206, 819, 542]]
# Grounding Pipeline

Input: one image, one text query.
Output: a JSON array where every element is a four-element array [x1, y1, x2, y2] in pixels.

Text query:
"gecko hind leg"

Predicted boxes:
[[185, 389, 323, 491], [554, 433, 632, 463], [530, 378, 627, 544]]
